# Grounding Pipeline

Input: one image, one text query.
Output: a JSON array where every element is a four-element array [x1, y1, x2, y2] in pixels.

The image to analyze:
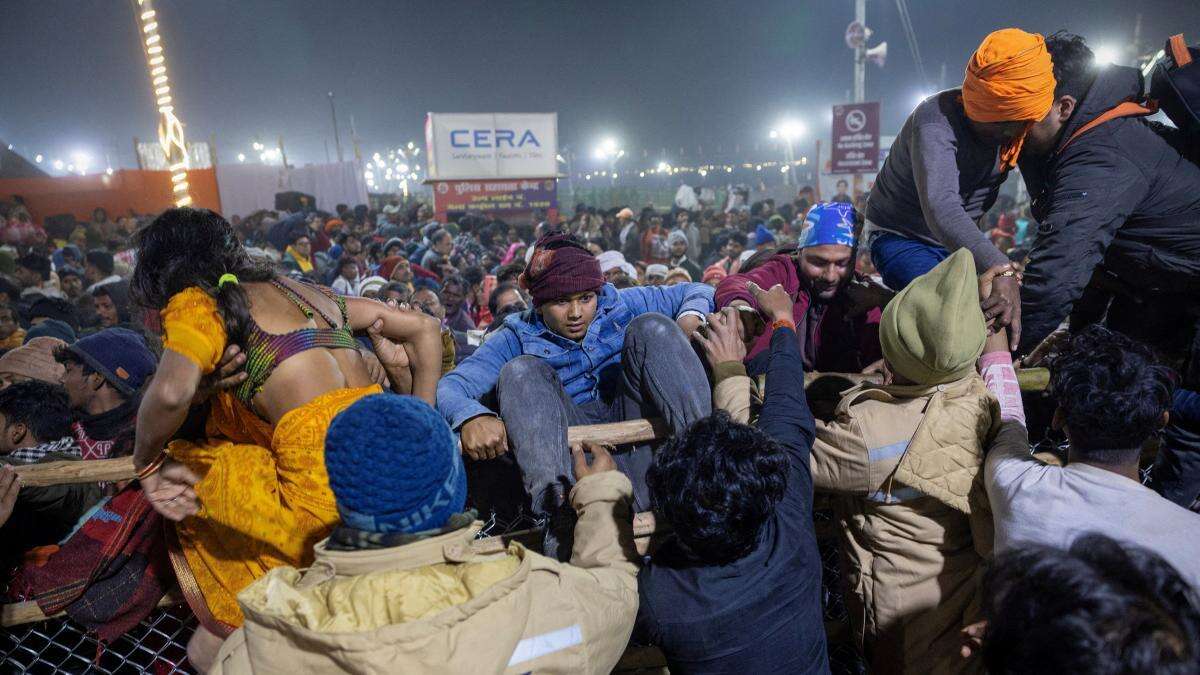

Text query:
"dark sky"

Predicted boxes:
[[2, 0, 1197, 171]]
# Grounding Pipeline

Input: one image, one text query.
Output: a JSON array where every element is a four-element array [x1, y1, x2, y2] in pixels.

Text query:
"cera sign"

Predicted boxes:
[[830, 102, 881, 174], [426, 113, 558, 180]]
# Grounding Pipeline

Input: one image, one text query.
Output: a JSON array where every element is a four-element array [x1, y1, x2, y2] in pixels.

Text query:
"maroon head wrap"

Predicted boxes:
[[519, 233, 604, 306]]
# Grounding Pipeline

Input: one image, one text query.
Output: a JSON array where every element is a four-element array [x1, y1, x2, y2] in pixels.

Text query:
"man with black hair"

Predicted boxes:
[[979, 534, 1200, 673], [706, 231, 748, 275], [16, 253, 62, 299], [56, 267, 85, 301], [84, 249, 120, 292], [0, 380, 104, 555], [439, 275, 476, 333], [635, 292, 827, 674], [486, 282, 526, 331], [0, 304, 25, 350], [1017, 32, 1200, 508], [986, 325, 1200, 589], [28, 296, 80, 331], [420, 228, 454, 271], [90, 283, 129, 329], [1018, 32, 1200, 357]]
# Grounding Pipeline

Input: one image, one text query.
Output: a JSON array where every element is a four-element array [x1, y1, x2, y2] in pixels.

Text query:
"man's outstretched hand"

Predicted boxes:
[[693, 307, 747, 368], [572, 442, 617, 479], [747, 281, 794, 323], [191, 345, 248, 405], [979, 265, 1022, 351]]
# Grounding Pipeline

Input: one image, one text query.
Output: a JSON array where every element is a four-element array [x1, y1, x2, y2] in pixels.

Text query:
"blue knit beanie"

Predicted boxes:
[[325, 394, 467, 534], [755, 223, 776, 246]]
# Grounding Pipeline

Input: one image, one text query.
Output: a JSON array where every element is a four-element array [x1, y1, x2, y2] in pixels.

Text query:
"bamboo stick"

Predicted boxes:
[[2, 592, 181, 628], [11, 368, 1051, 489]]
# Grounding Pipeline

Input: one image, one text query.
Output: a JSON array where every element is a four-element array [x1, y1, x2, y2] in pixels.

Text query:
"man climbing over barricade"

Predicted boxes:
[[437, 232, 715, 558], [865, 27, 1059, 352]]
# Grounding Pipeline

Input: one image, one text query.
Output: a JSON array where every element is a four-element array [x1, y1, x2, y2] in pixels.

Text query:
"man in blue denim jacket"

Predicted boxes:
[[437, 234, 714, 557]]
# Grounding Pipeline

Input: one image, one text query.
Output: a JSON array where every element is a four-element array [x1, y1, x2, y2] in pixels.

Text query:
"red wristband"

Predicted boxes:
[[771, 319, 796, 333]]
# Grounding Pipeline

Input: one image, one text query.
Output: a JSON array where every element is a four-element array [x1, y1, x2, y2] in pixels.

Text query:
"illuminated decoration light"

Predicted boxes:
[[136, 0, 190, 207], [237, 153, 245, 162], [34, 154, 43, 163]]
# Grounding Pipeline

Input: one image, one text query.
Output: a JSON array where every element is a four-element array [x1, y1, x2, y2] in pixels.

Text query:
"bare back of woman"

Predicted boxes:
[[126, 208, 442, 670], [239, 277, 374, 424]]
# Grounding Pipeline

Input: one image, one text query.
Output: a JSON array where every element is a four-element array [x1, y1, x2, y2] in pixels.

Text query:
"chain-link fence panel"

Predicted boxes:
[[2, 603, 194, 674]]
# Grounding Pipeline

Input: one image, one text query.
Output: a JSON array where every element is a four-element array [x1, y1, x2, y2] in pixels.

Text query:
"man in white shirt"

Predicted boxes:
[[984, 325, 1200, 589]]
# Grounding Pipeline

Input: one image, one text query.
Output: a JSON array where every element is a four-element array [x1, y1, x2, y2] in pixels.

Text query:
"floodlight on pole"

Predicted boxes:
[[770, 119, 806, 186]]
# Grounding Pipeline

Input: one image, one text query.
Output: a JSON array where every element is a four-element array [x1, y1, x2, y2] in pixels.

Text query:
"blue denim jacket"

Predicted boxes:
[[437, 282, 714, 430]]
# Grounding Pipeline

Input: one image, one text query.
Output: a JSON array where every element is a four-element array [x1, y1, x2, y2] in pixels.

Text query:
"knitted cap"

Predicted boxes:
[[325, 394, 466, 534], [755, 223, 776, 246], [0, 336, 66, 384], [359, 275, 388, 295], [667, 230, 689, 248], [25, 319, 76, 344], [66, 327, 156, 396], [519, 233, 604, 306], [596, 250, 625, 273], [880, 249, 986, 385], [646, 264, 670, 278]]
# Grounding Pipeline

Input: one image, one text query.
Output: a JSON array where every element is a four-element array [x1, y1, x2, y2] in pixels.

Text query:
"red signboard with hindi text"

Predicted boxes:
[[830, 101, 881, 174], [431, 178, 558, 223]]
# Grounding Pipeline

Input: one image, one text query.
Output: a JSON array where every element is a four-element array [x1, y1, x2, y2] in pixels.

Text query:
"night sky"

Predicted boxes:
[[2, 0, 1196, 171]]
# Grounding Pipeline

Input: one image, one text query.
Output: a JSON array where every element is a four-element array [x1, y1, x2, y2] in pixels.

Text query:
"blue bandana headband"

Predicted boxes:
[[799, 202, 857, 249]]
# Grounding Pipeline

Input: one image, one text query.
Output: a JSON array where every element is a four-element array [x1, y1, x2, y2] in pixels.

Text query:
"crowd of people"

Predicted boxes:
[[1, 26, 1198, 675]]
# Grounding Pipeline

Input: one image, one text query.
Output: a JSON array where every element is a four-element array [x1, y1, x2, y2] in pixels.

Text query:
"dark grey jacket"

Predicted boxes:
[[1018, 66, 1200, 354]]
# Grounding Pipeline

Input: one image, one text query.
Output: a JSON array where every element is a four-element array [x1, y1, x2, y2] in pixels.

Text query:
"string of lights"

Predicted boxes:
[[134, 0, 191, 207]]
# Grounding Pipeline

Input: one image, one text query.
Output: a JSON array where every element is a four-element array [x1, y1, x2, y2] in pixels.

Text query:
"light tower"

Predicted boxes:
[[134, 0, 191, 206]]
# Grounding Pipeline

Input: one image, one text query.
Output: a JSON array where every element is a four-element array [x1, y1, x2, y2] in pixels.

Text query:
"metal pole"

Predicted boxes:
[[328, 91, 343, 163], [784, 139, 795, 187], [854, 0, 866, 103]]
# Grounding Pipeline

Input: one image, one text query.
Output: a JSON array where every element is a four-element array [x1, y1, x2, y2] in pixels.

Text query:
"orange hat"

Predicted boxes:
[[324, 218, 345, 233], [962, 28, 1056, 169]]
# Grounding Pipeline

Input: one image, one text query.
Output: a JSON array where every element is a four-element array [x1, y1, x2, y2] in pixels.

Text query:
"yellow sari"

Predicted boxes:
[[160, 288, 380, 632]]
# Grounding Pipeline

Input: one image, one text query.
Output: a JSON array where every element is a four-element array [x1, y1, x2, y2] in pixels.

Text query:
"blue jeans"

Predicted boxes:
[[497, 313, 712, 557], [869, 231, 950, 291]]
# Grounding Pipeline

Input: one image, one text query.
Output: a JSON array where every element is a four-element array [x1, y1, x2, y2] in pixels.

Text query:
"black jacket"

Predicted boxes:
[[1017, 66, 1200, 354], [634, 327, 829, 674]]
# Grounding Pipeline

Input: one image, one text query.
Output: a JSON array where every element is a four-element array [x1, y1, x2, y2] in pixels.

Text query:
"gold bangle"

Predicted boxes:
[[136, 453, 167, 481]]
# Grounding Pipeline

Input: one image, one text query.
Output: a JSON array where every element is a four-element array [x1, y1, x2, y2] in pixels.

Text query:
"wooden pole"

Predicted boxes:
[[13, 369, 1050, 488]]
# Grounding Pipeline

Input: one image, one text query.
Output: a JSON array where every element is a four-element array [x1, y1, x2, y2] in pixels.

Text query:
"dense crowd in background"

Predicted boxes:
[[1, 25, 1199, 675]]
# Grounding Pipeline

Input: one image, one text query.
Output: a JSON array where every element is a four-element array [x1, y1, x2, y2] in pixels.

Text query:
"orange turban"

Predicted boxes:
[[324, 218, 345, 233], [962, 28, 1056, 170]]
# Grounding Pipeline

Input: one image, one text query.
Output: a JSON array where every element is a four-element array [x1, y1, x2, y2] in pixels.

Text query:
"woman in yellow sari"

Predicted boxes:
[[128, 208, 442, 670]]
